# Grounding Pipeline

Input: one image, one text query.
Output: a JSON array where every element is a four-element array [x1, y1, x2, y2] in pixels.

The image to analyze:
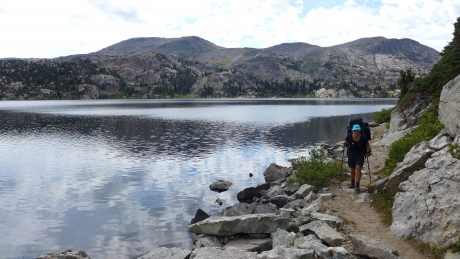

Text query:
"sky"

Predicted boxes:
[[0, 0, 459, 58]]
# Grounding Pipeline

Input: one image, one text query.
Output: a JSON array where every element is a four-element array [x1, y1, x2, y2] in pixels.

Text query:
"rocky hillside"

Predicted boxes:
[[0, 36, 440, 100]]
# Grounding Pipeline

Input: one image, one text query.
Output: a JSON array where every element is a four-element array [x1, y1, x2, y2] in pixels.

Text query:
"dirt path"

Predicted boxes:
[[330, 124, 427, 259]]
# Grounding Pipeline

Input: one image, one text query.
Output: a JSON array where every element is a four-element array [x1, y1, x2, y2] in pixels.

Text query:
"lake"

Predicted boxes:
[[0, 98, 395, 258]]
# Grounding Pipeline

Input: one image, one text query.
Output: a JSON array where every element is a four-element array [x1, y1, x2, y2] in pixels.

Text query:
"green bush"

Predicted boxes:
[[289, 148, 346, 188], [382, 104, 444, 176], [373, 107, 394, 124]]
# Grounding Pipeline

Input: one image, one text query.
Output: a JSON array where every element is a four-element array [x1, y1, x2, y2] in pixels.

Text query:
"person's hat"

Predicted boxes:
[[352, 124, 361, 131]]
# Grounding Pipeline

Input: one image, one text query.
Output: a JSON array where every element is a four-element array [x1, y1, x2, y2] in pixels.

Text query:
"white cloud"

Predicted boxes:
[[0, 0, 458, 58]]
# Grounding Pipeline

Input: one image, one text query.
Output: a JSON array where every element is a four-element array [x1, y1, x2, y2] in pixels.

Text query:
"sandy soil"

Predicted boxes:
[[330, 124, 427, 259]]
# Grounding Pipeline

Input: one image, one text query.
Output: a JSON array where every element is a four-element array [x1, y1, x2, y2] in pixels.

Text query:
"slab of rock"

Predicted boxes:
[[190, 247, 257, 259], [303, 191, 317, 204], [283, 199, 307, 211], [300, 220, 344, 246], [263, 163, 291, 183], [310, 212, 343, 228], [283, 182, 300, 194], [391, 148, 460, 247], [265, 185, 285, 198], [327, 246, 351, 259], [195, 235, 223, 248], [209, 180, 233, 192], [384, 141, 434, 192], [191, 209, 210, 225], [350, 234, 399, 259], [138, 247, 192, 259], [237, 183, 270, 203], [224, 238, 272, 253], [189, 213, 290, 236], [301, 197, 329, 215], [355, 193, 371, 204], [294, 234, 328, 253], [293, 184, 316, 199], [428, 131, 452, 151], [257, 246, 315, 259], [379, 127, 413, 148], [36, 250, 90, 259], [319, 193, 333, 203], [271, 228, 296, 247], [439, 74, 460, 137], [267, 195, 295, 208], [221, 203, 256, 216], [253, 203, 278, 214]]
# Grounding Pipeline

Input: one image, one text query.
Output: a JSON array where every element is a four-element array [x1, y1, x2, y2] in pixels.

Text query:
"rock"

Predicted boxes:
[[310, 212, 343, 228], [368, 121, 379, 127], [390, 148, 460, 247], [249, 173, 253, 177], [36, 250, 90, 259], [428, 131, 452, 151], [190, 247, 257, 259], [272, 228, 296, 247], [216, 198, 223, 206], [195, 235, 223, 248], [287, 221, 300, 233], [221, 203, 256, 216], [279, 208, 295, 218], [327, 247, 351, 259], [138, 247, 192, 259], [318, 193, 333, 203], [253, 203, 279, 214], [384, 141, 434, 192], [303, 191, 317, 204], [224, 238, 272, 252], [263, 163, 291, 183], [294, 234, 328, 252], [189, 213, 290, 236], [191, 209, 210, 225], [237, 183, 271, 203], [283, 182, 300, 194], [283, 199, 307, 211], [265, 185, 285, 198], [368, 176, 389, 193], [439, 74, 460, 137], [209, 180, 232, 192], [354, 193, 371, 204], [256, 246, 315, 259], [293, 184, 316, 199], [301, 197, 329, 215], [300, 220, 345, 246], [350, 234, 399, 259], [444, 250, 460, 259], [267, 195, 295, 208], [296, 213, 313, 226], [379, 127, 413, 148]]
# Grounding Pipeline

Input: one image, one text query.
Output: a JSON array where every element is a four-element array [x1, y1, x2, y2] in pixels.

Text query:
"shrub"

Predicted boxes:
[[289, 148, 346, 188], [373, 107, 394, 124], [382, 103, 444, 176], [449, 143, 460, 160]]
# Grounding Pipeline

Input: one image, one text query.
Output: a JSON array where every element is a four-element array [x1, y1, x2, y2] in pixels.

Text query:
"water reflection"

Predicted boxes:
[[0, 99, 394, 258]]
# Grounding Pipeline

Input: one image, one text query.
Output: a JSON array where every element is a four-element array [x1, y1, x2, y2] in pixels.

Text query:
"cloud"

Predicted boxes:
[[0, 0, 458, 58]]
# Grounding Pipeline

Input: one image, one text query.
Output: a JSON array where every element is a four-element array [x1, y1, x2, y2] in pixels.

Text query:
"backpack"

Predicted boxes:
[[347, 117, 371, 140]]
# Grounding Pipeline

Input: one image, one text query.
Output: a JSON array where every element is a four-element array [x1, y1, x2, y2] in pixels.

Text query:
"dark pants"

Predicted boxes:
[[348, 150, 365, 168]]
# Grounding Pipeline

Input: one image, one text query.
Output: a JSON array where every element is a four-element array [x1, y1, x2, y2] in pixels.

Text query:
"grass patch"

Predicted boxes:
[[449, 143, 460, 160], [407, 237, 447, 259], [370, 192, 396, 225], [288, 148, 346, 188], [382, 103, 444, 176], [373, 107, 394, 124]]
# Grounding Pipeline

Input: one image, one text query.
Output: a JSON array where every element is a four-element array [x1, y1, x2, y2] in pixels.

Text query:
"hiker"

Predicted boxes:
[[344, 124, 371, 192]]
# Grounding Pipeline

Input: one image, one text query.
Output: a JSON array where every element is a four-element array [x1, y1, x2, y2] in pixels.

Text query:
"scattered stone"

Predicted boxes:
[[189, 213, 289, 236], [237, 183, 271, 203], [318, 193, 333, 203], [257, 246, 315, 259], [310, 212, 343, 228], [350, 234, 399, 259], [279, 208, 295, 218], [191, 209, 210, 225], [294, 234, 328, 253], [283, 182, 300, 194], [303, 191, 317, 204], [287, 221, 299, 233], [301, 197, 329, 215], [263, 163, 291, 183], [36, 250, 90, 259], [189, 247, 257, 259], [216, 198, 223, 206], [267, 195, 295, 208], [283, 199, 307, 211], [224, 238, 272, 253], [138, 247, 191, 259], [249, 173, 253, 177], [265, 185, 285, 198], [209, 180, 233, 192], [293, 184, 316, 199], [327, 246, 351, 259], [300, 220, 345, 246], [195, 235, 223, 248], [271, 228, 296, 247], [354, 193, 371, 204]]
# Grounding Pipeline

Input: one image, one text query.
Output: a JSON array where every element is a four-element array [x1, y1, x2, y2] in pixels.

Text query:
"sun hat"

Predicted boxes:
[[352, 124, 361, 131]]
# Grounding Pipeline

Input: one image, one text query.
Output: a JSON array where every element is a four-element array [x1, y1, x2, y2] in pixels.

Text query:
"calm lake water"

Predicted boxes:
[[0, 98, 395, 258]]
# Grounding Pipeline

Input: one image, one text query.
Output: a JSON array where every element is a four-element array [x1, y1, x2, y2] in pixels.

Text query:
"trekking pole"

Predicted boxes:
[[367, 155, 372, 186], [339, 147, 345, 188]]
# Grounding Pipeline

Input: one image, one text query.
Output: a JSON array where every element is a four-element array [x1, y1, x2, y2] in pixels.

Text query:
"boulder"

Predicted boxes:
[[379, 128, 413, 148], [253, 203, 279, 214], [221, 203, 256, 216], [384, 141, 434, 192], [349, 234, 399, 259], [237, 183, 270, 203], [283, 199, 307, 211], [271, 228, 296, 248], [256, 247, 315, 259], [301, 197, 329, 215], [224, 238, 272, 253], [263, 163, 291, 183], [439, 74, 460, 137], [190, 247, 257, 259], [318, 193, 333, 203], [195, 235, 223, 248], [189, 213, 290, 236], [303, 191, 317, 204], [209, 180, 233, 192], [138, 247, 192, 259], [283, 182, 300, 194], [267, 195, 295, 208], [428, 131, 452, 151], [327, 247, 351, 259], [310, 212, 343, 228], [36, 250, 90, 259], [300, 220, 344, 246], [190, 209, 210, 225], [294, 234, 328, 253], [265, 185, 285, 198], [390, 148, 460, 247], [293, 184, 316, 199]]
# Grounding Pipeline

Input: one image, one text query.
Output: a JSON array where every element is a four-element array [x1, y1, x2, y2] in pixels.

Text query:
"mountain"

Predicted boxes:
[[0, 36, 440, 100]]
